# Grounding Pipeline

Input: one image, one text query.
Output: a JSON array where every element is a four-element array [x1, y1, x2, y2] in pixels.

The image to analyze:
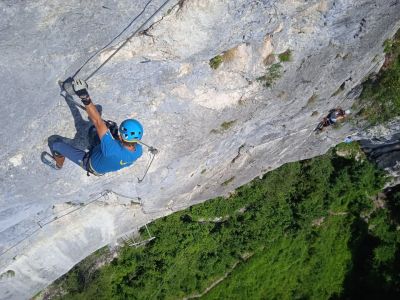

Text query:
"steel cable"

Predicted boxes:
[[82, 0, 174, 81], [72, 0, 155, 79]]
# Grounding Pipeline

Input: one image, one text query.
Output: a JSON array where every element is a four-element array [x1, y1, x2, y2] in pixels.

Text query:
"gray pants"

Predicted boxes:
[[52, 141, 87, 170], [52, 126, 99, 170]]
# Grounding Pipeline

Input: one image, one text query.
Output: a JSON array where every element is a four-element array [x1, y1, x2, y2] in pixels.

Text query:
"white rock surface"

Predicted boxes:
[[0, 0, 399, 298]]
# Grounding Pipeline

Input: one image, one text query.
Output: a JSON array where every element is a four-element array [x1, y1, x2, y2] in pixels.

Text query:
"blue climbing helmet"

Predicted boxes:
[[119, 119, 143, 142]]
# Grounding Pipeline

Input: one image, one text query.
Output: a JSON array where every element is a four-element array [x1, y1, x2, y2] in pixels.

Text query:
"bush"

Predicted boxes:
[[50, 145, 400, 300], [278, 49, 292, 62], [257, 63, 282, 87], [209, 55, 223, 69]]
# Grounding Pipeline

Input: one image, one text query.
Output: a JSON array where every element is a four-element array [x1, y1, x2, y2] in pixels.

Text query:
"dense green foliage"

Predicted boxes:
[[342, 186, 400, 299], [43, 145, 400, 299], [335, 141, 367, 160], [359, 31, 400, 124]]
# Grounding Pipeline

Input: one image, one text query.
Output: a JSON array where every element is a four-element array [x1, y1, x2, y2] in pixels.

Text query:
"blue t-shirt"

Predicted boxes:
[[89, 130, 143, 174]]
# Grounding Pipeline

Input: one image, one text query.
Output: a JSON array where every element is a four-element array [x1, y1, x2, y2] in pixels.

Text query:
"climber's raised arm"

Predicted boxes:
[[72, 79, 108, 139]]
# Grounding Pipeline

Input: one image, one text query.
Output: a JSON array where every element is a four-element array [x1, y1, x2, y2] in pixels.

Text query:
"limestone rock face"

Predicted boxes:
[[359, 119, 400, 180], [0, 0, 399, 298]]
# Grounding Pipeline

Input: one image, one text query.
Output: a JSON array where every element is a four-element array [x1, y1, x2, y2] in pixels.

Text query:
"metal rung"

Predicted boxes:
[[123, 224, 155, 248], [128, 237, 156, 247]]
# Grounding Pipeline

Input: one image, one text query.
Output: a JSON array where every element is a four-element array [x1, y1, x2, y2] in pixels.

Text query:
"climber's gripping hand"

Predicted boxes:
[[72, 79, 92, 105]]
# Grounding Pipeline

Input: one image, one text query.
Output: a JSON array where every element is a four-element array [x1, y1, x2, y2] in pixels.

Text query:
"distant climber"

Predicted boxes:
[[315, 107, 351, 132], [49, 79, 143, 176]]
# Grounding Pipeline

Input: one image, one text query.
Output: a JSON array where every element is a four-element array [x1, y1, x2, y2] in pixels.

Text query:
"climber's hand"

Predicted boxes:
[[72, 79, 91, 105]]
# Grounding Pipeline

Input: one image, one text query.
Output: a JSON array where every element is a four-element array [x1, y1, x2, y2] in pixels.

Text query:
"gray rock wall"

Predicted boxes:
[[0, 0, 399, 298]]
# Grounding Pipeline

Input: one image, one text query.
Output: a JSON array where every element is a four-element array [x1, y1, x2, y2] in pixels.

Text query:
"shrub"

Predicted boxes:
[[257, 63, 282, 87], [51, 146, 398, 300], [278, 49, 292, 62], [209, 55, 223, 69]]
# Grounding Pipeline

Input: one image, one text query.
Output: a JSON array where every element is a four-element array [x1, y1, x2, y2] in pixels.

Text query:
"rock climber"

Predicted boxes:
[[51, 79, 143, 176], [315, 107, 351, 131]]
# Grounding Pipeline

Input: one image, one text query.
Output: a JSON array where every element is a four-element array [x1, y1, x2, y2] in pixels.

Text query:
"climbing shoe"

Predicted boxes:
[[53, 153, 65, 170]]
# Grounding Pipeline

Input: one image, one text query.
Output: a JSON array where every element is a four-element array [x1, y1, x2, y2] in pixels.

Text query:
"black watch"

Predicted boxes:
[[81, 96, 92, 106]]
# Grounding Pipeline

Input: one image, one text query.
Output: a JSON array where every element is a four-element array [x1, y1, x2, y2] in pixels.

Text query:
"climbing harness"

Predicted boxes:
[[59, 78, 159, 182], [56, 0, 173, 182], [82, 151, 104, 177]]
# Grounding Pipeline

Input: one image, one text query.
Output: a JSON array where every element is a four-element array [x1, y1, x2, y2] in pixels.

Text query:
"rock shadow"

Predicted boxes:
[[46, 89, 102, 156], [360, 133, 400, 169]]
